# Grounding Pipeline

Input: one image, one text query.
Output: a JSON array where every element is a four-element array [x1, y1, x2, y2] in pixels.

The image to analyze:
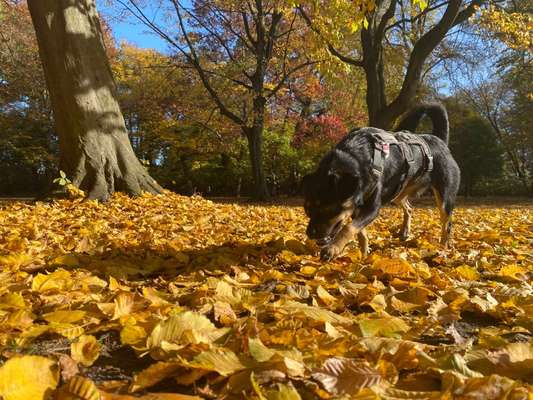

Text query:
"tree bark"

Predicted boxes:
[[244, 95, 269, 201], [27, 0, 162, 201]]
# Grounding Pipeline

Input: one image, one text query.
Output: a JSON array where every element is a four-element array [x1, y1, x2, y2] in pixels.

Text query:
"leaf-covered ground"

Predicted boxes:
[[0, 192, 532, 400]]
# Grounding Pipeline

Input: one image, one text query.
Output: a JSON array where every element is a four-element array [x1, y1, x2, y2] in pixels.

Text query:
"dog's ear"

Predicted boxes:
[[330, 172, 363, 205]]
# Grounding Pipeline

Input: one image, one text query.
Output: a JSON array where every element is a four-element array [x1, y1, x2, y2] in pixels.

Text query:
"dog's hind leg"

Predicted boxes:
[[358, 229, 369, 257], [432, 188, 454, 248], [398, 198, 413, 241]]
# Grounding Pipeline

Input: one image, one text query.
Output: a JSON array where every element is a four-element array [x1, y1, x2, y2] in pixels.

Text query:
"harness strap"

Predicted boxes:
[[370, 131, 398, 176], [368, 131, 434, 202]]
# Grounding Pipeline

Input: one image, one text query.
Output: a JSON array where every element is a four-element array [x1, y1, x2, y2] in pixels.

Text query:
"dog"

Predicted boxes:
[[302, 104, 460, 260]]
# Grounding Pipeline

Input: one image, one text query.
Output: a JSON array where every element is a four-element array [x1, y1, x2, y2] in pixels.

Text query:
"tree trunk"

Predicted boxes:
[[27, 0, 162, 201], [359, 0, 468, 129], [243, 94, 269, 200], [361, 27, 389, 128], [245, 125, 270, 200]]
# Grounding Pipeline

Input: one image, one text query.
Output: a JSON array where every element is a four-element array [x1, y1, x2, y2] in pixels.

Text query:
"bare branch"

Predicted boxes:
[[170, 0, 244, 126]]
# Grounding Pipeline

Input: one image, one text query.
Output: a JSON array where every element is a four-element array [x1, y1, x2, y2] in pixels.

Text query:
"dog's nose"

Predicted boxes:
[[306, 225, 317, 238]]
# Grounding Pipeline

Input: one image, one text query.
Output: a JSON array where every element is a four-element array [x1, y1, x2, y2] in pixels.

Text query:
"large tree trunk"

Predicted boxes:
[[27, 0, 162, 201], [244, 125, 269, 201], [361, 27, 389, 128], [243, 95, 269, 200]]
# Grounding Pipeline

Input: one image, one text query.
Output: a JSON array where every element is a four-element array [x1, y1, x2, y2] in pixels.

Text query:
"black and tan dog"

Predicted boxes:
[[302, 104, 460, 260]]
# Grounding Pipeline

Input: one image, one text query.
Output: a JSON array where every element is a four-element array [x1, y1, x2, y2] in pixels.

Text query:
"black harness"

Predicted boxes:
[[369, 130, 433, 202]]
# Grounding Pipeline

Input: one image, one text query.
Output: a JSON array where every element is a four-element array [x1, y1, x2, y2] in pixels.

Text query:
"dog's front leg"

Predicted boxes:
[[321, 189, 381, 260]]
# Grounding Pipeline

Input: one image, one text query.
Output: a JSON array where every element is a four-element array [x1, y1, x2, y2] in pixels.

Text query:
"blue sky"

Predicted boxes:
[[96, 1, 172, 53]]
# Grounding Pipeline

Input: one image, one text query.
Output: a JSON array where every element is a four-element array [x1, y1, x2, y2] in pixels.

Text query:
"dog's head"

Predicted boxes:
[[302, 170, 363, 245]]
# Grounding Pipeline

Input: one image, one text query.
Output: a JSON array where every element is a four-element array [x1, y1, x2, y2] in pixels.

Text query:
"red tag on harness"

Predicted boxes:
[[382, 143, 390, 157]]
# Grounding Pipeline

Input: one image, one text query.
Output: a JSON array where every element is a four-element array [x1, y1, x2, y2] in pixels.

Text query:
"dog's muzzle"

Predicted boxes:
[[309, 219, 345, 247]]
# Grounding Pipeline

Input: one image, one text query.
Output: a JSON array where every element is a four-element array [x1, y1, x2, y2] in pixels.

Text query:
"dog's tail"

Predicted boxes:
[[396, 103, 449, 145]]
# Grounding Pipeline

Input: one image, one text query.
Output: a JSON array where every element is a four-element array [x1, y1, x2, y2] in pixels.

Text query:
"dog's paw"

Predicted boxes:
[[320, 244, 343, 261]]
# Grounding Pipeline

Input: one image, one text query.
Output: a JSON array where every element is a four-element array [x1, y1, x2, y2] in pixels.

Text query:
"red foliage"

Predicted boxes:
[[292, 113, 347, 147]]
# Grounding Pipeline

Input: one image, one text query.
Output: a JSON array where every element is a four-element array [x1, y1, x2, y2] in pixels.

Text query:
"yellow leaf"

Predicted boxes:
[[71, 335, 101, 367], [52, 324, 85, 340], [454, 265, 480, 281], [43, 310, 86, 324], [316, 285, 336, 306], [0, 253, 33, 269], [266, 383, 302, 400], [299, 266, 316, 276], [372, 258, 415, 277], [249, 337, 276, 362], [130, 362, 181, 393], [50, 254, 80, 268], [121, 324, 147, 346], [56, 376, 100, 400], [32, 269, 73, 292], [499, 264, 526, 279], [189, 348, 246, 376], [147, 311, 230, 349], [358, 317, 410, 338], [112, 292, 135, 320], [0, 293, 27, 310], [278, 301, 352, 324], [0, 356, 59, 400]]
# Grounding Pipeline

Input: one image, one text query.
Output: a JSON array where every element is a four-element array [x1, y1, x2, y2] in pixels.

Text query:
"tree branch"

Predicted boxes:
[[389, 0, 464, 109], [170, 0, 244, 126], [298, 5, 364, 67]]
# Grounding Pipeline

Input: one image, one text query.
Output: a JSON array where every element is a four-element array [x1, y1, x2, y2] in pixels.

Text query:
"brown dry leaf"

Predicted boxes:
[[58, 354, 80, 382]]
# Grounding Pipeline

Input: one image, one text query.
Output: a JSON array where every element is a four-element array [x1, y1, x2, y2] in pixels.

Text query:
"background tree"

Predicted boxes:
[[118, 0, 317, 199], [447, 101, 504, 196], [300, 0, 495, 128], [0, 1, 57, 195], [27, 0, 162, 200]]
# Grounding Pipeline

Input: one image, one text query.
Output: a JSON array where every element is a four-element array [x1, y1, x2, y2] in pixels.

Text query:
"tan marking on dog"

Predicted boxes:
[[325, 200, 355, 232], [321, 222, 357, 260]]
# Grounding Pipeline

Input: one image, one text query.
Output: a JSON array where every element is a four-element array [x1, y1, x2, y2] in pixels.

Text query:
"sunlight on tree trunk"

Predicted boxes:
[[27, 0, 162, 201]]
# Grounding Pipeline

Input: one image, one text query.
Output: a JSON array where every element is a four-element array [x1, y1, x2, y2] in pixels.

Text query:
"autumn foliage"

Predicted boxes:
[[0, 193, 531, 399]]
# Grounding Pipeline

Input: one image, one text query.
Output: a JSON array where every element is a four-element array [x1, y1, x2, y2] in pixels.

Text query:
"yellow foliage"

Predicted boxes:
[[478, 8, 533, 51]]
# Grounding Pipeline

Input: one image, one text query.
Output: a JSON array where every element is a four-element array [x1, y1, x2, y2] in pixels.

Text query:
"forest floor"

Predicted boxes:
[[0, 191, 531, 399]]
